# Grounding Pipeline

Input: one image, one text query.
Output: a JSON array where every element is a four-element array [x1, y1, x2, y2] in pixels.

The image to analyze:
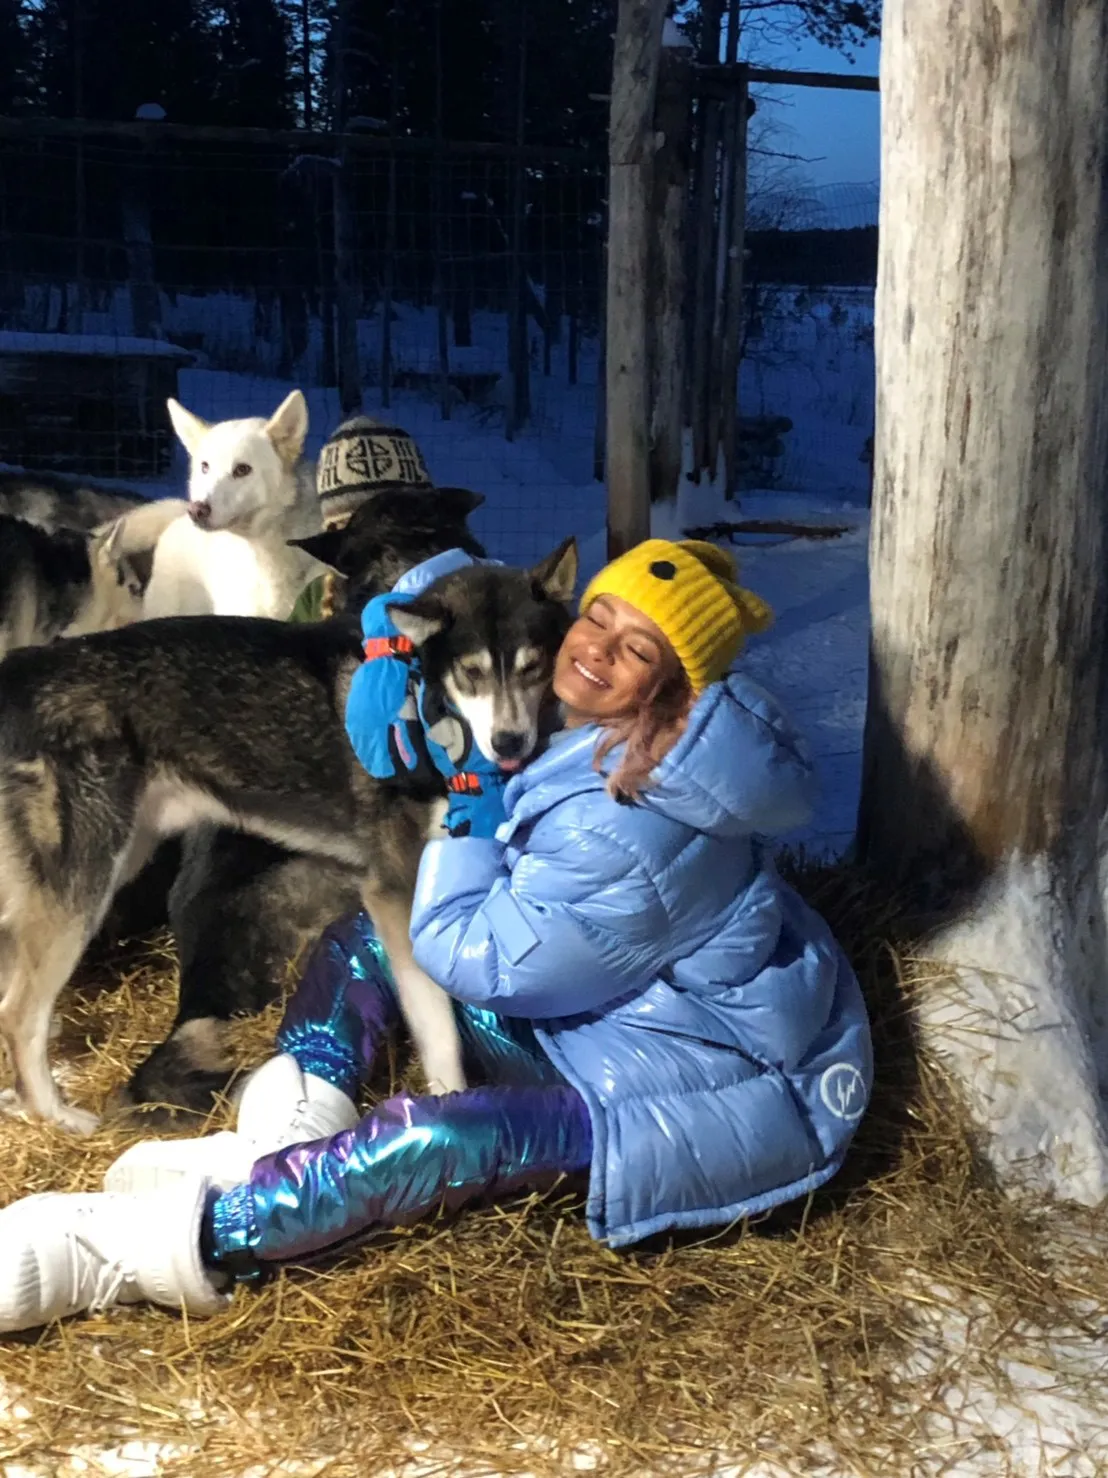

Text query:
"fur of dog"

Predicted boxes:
[[22, 524, 576, 1130], [136, 390, 326, 619], [0, 504, 187, 661], [0, 469, 145, 535], [116, 486, 491, 1117]]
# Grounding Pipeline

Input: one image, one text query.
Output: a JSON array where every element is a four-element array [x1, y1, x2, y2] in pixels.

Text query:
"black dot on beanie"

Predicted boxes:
[[650, 560, 677, 580]]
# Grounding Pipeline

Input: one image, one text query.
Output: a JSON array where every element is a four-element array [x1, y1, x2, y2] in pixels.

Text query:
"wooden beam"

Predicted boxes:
[[594, 65, 880, 103], [0, 115, 601, 165], [702, 63, 879, 93]]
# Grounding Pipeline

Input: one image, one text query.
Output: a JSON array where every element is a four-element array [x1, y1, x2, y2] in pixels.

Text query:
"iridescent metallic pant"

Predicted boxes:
[[203, 912, 592, 1276]]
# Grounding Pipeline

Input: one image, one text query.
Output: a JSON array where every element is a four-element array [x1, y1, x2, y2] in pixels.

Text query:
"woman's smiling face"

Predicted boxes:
[[553, 594, 680, 721]]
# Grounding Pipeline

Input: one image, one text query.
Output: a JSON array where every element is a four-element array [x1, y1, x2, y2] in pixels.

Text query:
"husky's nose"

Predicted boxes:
[[491, 730, 527, 762], [189, 500, 212, 526]]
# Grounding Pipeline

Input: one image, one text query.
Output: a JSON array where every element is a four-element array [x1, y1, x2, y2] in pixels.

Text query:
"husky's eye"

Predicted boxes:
[[232, 463, 252, 479], [200, 461, 209, 475], [518, 661, 544, 682], [459, 663, 485, 686]]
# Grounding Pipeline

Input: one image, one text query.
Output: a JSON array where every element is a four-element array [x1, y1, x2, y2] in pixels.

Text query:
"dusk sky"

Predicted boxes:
[[758, 29, 880, 188]]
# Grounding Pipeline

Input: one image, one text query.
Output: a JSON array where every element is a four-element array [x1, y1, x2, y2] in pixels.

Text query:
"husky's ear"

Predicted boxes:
[[288, 527, 348, 574], [387, 595, 450, 648], [530, 536, 578, 605], [432, 487, 485, 520], [265, 389, 309, 465], [167, 398, 210, 456]]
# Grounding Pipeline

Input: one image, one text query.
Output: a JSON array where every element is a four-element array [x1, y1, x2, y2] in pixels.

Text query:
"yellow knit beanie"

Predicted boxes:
[[580, 539, 773, 692]]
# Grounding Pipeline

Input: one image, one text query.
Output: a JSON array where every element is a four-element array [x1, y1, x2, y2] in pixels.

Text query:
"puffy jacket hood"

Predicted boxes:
[[504, 670, 816, 843]]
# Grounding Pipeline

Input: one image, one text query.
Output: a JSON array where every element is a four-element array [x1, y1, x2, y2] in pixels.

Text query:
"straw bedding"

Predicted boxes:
[[0, 864, 1106, 1477]]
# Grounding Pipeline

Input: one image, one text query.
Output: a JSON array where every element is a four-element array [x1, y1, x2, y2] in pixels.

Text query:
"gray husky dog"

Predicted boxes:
[[0, 532, 577, 1134], [0, 503, 186, 660], [0, 469, 145, 535]]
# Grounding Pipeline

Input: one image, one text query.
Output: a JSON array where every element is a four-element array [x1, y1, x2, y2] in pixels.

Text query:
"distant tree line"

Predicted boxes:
[[1, 1, 878, 139], [746, 225, 878, 287], [0, 1, 880, 350]]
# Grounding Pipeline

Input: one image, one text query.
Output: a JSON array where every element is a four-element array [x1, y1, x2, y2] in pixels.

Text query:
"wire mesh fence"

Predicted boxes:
[[0, 121, 608, 565], [0, 110, 878, 571]]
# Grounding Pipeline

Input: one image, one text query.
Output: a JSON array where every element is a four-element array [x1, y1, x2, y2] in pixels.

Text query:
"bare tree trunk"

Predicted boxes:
[[380, 5, 399, 409], [858, 0, 1108, 1202], [605, 0, 668, 558], [432, 0, 451, 420], [593, 238, 607, 482], [301, 0, 313, 128], [506, 0, 530, 441], [70, 0, 86, 331], [331, 0, 362, 415]]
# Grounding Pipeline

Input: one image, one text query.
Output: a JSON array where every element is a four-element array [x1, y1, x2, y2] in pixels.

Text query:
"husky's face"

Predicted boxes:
[[388, 538, 578, 769], [166, 390, 309, 537]]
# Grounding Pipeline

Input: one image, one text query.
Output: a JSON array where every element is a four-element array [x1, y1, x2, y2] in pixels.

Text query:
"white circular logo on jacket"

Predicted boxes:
[[819, 1063, 867, 1122]]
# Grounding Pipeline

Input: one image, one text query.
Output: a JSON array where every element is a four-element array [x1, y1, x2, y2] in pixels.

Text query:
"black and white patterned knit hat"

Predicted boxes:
[[317, 416, 434, 529]]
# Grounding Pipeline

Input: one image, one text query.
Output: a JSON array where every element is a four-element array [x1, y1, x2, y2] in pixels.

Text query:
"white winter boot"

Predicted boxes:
[[104, 1053, 360, 1195], [0, 1176, 229, 1334]]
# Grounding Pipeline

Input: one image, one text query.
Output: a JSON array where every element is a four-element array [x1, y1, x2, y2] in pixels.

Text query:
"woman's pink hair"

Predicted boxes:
[[593, 664, 694, 803]]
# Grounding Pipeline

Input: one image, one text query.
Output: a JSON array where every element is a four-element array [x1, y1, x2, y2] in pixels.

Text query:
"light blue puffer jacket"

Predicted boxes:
[[410, 672, 873, 1248]]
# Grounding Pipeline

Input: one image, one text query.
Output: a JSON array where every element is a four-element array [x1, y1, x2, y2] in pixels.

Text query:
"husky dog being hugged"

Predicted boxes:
[[0, 533, 577, 1135], [122, 481, 490, 1118]]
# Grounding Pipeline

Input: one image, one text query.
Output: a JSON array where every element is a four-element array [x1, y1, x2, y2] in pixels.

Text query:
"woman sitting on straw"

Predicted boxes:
[[0, 538, 873, 1330]]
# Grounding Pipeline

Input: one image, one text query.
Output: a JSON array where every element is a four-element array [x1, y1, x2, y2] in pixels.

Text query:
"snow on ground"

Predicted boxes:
[[5, 1313, 1108, 1478]]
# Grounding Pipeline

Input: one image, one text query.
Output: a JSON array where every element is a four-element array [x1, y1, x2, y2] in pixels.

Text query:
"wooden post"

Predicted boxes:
[[720, 73, 751, 500], [686, 0, 725, 483], [605, 0, 668, 559], [858, 0, 1108, 1201], [121, 138, 160, 340], [647, 30, 693, 505], [705, 0, 741, 485], [593, 237, 607, 482]]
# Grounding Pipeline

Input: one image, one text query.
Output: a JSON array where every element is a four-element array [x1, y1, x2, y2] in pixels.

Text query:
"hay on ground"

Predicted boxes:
[[0, 865, 1106, 1477]]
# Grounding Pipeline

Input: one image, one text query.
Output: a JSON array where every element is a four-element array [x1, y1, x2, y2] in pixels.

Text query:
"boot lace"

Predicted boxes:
[[71, 1228, 135, 1313]]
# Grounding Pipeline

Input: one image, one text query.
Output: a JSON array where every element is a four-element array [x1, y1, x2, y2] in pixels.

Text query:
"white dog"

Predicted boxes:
[[132, 390, 327, 619]]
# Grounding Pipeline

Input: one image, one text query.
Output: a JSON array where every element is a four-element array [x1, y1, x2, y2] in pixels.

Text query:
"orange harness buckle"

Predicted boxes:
[[362, 634, 415, 661]]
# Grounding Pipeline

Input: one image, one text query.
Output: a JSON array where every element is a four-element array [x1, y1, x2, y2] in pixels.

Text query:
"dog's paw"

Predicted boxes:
[[53, 1104, 100, 1137]]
